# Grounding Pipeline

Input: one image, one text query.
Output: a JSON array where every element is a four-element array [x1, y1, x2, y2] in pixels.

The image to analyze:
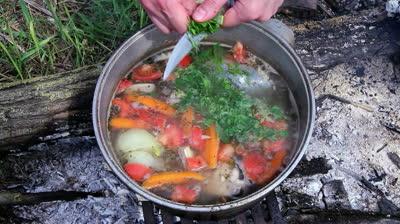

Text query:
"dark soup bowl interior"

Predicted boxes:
[[93, 22, 315, 219]]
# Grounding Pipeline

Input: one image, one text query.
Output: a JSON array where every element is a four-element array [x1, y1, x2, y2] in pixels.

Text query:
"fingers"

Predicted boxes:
[[140, 0, 197, 34], [193, 0, 227, 22], [223, 1, 248, 27], [258, 0, 283, 21], [181, 0, 197, 14], [223, 0, 284, 27], [148, 12, 171, 33], [161, 0, 191, 33]]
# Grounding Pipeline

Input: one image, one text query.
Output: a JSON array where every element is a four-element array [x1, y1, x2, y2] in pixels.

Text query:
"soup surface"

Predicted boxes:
[[108, 42, 298, 205]]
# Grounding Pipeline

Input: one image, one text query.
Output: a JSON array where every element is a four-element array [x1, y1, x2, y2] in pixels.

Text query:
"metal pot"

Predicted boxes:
[[93, 20, 315, 219]]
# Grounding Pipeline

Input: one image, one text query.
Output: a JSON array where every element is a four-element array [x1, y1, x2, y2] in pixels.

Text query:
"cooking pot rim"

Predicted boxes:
[[93, 22, 315, 212]]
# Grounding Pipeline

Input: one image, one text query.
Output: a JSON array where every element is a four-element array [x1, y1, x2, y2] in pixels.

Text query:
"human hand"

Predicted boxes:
[[140, 0, 197, 34], [192, 0, 284, 27]]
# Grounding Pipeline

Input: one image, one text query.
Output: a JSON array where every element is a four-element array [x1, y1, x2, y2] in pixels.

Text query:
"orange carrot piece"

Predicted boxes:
[[142, 171, 205, 189], [125, 95, 176, 117], [109, 118, 150, 129], [203, 124, 220, 169], [181, 107, 194, 136]]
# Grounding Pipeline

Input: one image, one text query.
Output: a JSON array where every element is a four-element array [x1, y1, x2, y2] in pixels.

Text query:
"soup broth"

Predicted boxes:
[[108, 42, 298, 205]]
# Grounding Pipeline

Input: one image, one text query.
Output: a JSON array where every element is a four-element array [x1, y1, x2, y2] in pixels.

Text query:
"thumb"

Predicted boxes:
[[193, 0, 227, 22]]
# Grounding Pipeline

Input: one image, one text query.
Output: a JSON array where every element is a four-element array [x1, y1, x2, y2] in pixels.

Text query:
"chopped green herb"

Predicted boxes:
[[187, 15, 224, 36], [227, 63, 250, 76], [254, 99, 287, 121], [269, 105, 286, 120], [175, 45, 286, 143]]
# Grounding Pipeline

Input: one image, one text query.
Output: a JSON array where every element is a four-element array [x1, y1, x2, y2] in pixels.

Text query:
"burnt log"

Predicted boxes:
[[0, 66, 101, 151], [0, 8, 398, 151]]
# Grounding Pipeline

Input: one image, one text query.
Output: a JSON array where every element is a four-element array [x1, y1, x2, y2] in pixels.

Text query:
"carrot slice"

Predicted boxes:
[[142, 171, 205, 189], [109, 118, 150, 129], [181, 107, 194, 136], [125, 95, 176, 116], [203, 124, 220, 169]]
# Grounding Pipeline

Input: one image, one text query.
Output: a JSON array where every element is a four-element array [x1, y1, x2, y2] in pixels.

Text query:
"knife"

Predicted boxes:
[[162, 0, 236, 81]]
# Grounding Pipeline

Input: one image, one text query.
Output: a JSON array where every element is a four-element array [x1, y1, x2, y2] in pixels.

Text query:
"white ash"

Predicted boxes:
[[279, 56, 400, 213], [386, 0, 400, 16]]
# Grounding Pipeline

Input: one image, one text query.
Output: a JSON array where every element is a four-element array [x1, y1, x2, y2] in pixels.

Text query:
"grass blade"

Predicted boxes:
[[28, 21, 45, 61], [19, 0, 33, 26], [21, 35, 55, 62], [0, 42, 24, 80]]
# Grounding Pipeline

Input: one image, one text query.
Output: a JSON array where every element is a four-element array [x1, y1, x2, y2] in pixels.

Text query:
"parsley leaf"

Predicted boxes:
[[187, 15, 224, 36], [175, 45, 286, 143]]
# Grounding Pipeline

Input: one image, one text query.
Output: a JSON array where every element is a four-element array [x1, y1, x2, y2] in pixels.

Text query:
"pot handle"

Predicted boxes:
[[260, 19, 295, 47]]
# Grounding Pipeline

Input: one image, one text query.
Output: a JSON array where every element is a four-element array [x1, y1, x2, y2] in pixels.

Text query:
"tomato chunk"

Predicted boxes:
[[124, 163, 152, 182], [257, 150, 287, 184], [116, 79, 133, 94], [189, 126, 204, 151], [243, 151, 267, 183], [159, 123, 184, 149], [132, 64, 162, 81], [186, 156, 207, 171], [232, 42, 247, 64], [178, 55, 192, 68], [134, 108, 167, 130], [218, 144, 235, 162], [171, 185, 198, 204]]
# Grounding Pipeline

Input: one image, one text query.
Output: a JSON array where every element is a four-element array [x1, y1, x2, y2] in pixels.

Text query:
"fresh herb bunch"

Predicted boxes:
[[175, 45, 287, 143], [187, 15, 224, 36]]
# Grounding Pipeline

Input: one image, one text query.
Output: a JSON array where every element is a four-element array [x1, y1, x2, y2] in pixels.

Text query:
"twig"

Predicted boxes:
[[0, 32, 26, 53], [336, 165, 400, 216], [24, 0, 53, 18], [387, 152, 400, 169], [316, 94, 374, 112], [0, 69, 15, 82], [0, 191, 104, 205], [382, 122, 400, 135], [336, 166, 384, 197], [360, 177, 385, 197], [318, 1, 336, 17], [376, 143, 388, 153]]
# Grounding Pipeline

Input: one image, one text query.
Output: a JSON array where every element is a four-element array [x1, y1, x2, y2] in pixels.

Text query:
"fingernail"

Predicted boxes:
[[193, 8, 207, 21]]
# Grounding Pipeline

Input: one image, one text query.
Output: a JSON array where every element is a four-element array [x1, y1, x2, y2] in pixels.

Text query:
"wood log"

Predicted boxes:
[[0, 8, 399, 151], [0, 66, 101, 151], [0, 191, 103, 205]]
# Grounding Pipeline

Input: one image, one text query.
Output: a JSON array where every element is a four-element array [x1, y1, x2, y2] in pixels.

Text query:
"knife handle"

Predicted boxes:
[[226, 0, 236, 8]]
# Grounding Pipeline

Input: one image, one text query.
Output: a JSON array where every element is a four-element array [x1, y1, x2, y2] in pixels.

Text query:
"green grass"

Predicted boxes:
[[0, 0, 149, 82]]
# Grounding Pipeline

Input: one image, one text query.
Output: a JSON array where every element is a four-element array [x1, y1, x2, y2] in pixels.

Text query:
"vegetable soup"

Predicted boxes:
[[108, 42, 298, 205]]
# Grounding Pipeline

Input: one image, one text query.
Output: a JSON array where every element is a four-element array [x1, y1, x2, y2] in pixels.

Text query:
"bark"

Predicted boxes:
[[0, 66, 101, 150]]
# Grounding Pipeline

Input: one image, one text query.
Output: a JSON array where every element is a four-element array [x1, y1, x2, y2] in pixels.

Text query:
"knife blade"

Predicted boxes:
[[162, 32, 207, 81], [162, 0, 236, 81]]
